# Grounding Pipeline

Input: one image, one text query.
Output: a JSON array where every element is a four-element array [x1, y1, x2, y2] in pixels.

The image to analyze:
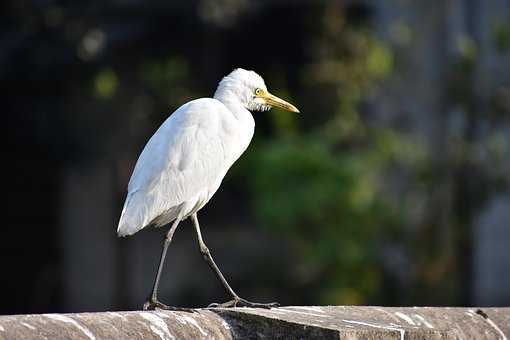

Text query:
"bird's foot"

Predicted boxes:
[[208, 297, 279, 309], [143, 299, 196, 313]]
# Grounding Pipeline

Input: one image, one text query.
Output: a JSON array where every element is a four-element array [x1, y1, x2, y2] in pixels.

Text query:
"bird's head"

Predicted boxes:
[[214, 68, 299, 113]]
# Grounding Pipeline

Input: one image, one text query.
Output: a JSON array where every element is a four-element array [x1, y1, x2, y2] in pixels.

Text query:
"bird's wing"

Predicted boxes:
[[117, 98, 236, 236]]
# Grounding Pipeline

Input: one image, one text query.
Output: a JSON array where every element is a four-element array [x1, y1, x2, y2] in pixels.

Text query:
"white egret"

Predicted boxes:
[[117, 68, 299, 310]]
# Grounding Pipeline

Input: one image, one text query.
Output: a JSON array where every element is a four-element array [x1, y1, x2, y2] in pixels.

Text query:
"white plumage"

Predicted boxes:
[[117, 97, 254, 236], [116, 68, 299, 309]]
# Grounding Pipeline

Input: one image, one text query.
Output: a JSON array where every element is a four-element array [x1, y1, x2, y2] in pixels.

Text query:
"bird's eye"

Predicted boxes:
[[255, 88, 262, 96]]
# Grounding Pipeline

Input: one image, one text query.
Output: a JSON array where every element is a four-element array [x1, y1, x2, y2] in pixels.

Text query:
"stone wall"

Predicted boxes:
[[0, 306, 508, 339]]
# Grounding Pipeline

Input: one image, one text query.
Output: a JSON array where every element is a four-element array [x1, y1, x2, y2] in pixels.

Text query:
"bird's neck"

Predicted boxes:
[[214, 92, 252, 122], [215, 95, 255, 152]]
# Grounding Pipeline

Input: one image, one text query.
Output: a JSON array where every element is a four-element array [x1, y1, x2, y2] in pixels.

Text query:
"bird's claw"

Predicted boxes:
[[143, 299, 196, 313], [208, 297, 279, 309]]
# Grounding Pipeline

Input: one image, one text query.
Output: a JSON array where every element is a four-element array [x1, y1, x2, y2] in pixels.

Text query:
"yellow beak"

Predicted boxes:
[[258, 90, 300, 113]]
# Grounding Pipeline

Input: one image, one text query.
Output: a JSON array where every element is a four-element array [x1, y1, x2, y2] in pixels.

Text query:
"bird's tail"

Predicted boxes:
[[117, 192, 145, 237]]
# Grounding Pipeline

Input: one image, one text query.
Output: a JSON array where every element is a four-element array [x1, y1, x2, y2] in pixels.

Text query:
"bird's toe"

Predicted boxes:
[[143, 299, 196, 313], [207, 298, 279, 309], [237, 298, 279, 309]]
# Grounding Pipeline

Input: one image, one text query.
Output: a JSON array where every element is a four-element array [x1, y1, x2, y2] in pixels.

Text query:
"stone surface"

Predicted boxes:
[[0, 306, 508, 339]]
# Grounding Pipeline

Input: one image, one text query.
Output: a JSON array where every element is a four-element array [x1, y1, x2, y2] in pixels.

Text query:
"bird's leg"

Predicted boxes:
[[191, 213, 279, 309], [143, 218, 193, 312]]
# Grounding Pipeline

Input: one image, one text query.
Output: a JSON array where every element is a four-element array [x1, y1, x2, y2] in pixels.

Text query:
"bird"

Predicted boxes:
[[117, 68, 299, 311]]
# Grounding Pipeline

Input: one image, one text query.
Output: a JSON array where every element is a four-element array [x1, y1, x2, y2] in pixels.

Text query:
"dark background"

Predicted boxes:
[[3, 0, 510, 315]]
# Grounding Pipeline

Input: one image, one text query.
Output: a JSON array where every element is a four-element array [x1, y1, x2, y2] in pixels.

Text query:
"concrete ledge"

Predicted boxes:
[[0, 306, 508, 339]]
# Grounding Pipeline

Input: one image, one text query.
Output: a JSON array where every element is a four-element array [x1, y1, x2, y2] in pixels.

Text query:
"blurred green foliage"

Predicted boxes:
[[245, 136, 403, 304], [94, 68, 118, 99], [140, 57, 195, 113], [493, 22, 510, 52], [240, 6, 410, 305]]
